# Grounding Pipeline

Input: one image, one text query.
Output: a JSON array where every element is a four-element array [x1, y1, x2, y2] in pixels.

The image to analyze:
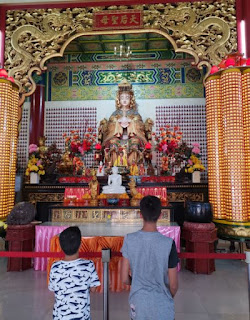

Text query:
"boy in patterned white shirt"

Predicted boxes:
[[49, 226, 100, 320]]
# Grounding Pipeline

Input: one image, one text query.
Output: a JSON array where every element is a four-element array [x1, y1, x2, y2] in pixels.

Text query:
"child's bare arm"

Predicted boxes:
[[168, 267, 178, 297], [121, 257, 132, 285], [90, 287, 97, 293]]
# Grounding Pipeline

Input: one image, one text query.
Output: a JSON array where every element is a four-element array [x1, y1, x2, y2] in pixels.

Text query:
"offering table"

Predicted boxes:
[[34, 222, 180, 292]]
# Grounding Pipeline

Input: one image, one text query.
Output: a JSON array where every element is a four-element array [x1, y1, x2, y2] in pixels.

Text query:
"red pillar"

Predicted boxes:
[[29, 84, 45, 145], [236, 0, 250, 58], [0, 7, 6, 68]]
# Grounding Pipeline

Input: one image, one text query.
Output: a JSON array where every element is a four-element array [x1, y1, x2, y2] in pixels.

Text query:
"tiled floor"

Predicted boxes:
[[0, 252, 249, 320]]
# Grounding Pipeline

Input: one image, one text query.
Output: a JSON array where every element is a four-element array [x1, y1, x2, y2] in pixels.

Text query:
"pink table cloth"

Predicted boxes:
[[34, 224, 180, 271], [34, 225, 69, 271]]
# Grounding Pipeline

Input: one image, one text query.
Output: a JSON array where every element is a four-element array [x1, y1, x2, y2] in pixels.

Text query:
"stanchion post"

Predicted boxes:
[[102, 248, 111, 320], [245, 251, 250, 315]]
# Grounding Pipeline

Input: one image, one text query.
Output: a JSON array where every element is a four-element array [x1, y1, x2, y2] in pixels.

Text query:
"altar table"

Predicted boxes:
[[35, 223, 180, 292], [35, 223, 180, 272]]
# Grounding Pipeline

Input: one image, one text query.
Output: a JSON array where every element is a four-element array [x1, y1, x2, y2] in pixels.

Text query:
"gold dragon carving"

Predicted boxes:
[[147, 3, 235, 65], [5, 1, 237, 97]]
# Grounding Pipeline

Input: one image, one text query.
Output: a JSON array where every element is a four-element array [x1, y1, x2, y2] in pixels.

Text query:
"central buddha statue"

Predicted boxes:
[[102, 166, 126, 194], [98, 80, 152, 167]]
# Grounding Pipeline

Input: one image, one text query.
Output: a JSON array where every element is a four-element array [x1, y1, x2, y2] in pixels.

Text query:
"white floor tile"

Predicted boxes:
[[0, 256, 248, 320]]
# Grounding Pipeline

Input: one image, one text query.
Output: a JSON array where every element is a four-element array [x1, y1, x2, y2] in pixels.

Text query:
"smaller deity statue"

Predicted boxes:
[[143, 148, 152, 165], [58, 146, 73, 174], [89, 171, 99, 200], [114, 151, 128, 167], [102, 166, 126, 194], [147, 163, 155, 176], [94, 149, 102, 165], [144, 118, 154, 143], [139, 162, 145, 176], [129, 159, 139, 176], [108, 139, 119, 166], [38, 136, 48, 159], [128, 177, 138, 198], [97, 161, 105, 176], [128, 139, 143, 166], [161, 156, 169, 173], [98, 118, 108, 142]]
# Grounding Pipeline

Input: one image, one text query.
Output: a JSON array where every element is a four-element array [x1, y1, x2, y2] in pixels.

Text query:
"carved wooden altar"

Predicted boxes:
[[23, 181, 208, 224]]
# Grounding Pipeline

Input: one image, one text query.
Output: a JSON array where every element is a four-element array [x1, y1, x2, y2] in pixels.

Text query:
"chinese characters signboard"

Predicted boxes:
[[93, 10, 143, 30]]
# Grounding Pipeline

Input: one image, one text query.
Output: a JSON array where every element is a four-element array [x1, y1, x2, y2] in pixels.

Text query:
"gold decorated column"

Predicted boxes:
[[205, 75, 225, 219], [242, 69, 250, 220], [8, 84, 19, 212], [0, 78, 19, 219], [221, 69, 248, 222]]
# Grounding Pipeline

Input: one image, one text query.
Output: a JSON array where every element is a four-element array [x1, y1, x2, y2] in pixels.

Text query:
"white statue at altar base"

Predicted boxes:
[[97, 161, 105, 176], [102, 166, 126, 194]]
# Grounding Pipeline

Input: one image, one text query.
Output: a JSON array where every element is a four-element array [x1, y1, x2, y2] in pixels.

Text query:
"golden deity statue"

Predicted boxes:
[[89, 170, 99, 202], [129, 159, 139, 176], [128, 177, 138, 198], [98, 80, 153, 167], [38, 136, 48, 159], [58, 145, 73, 174], [114, 150, 128, 167]]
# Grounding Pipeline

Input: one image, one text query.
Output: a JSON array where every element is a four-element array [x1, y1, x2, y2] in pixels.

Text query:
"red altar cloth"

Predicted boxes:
[[136, 186, 167, 199], [64, 187, 90, 199]]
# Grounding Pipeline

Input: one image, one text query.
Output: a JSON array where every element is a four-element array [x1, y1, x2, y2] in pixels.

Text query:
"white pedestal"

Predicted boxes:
[[30, 172, 39, 184], [192, 171, 201, 183]]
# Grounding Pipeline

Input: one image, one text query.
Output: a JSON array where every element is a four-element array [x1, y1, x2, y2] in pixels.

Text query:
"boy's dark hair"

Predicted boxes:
[[59, 226, 81, 256], [140, 195, 162, 222]]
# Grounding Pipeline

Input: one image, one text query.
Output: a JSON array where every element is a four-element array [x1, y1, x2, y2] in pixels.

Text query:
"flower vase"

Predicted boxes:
[[192, 171, 201, 183], [30, 172, 39, 184]]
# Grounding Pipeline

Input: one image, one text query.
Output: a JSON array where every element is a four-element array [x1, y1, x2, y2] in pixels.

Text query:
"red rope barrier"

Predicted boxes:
[[0, 251, 246, 260], [0, 251, 102, 258], [179, 252, 246, 260]]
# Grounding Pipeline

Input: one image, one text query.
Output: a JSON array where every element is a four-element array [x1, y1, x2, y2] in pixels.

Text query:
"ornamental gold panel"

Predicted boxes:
[[167, 192, 203, 202], [4, 1, 237, 98], [28, 193, 64, 204], [51, 207, 171, 223]]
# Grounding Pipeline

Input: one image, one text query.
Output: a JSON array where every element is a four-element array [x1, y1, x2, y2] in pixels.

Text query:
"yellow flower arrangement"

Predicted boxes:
[[185, 155, 205, 173], [184, 142, 206, 174], [25, 154, 45, 176], [0, 221, 7, 230]]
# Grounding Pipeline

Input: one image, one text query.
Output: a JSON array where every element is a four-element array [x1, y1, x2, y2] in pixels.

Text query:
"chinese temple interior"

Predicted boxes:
[[0, 0, 249, 319]]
